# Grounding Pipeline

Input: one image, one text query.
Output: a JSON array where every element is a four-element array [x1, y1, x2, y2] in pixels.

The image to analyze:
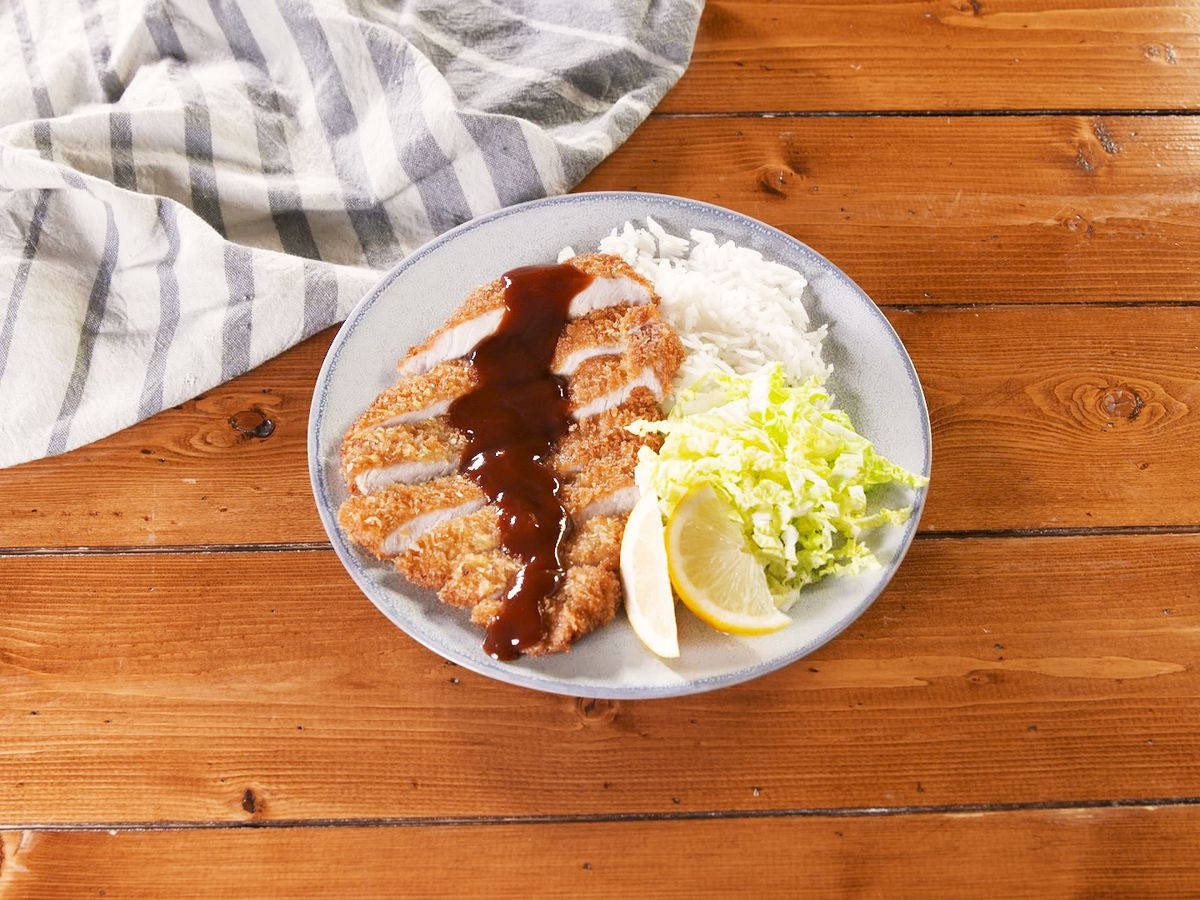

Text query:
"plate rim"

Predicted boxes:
[[307, 190, 932, 699]]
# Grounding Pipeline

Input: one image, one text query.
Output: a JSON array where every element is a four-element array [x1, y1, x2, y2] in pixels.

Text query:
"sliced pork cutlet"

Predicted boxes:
[[342, 391, 659, 497], [337, 476, 485, 559], [568, 315, 683, 419], [337, 254, 683, 656], [347, 360, 477, 434], [340, 418, 465, 495], [428, 516, 627, 655], [340, 320, 681, 495], [340, 442, 639, 569], [398, 253, 656, 376], [550, 303, 659, 376]]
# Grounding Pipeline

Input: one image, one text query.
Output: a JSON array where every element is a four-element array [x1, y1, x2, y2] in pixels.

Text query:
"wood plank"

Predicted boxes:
[[3, 806, 1198, 898], [3, 302, 1199, 547], [903, 305, 1200, 531], [664, 0, 1200, 113], [580, 116, 1200, 306], [2, 536, 1199, 822], [0, 328, 335, 549]]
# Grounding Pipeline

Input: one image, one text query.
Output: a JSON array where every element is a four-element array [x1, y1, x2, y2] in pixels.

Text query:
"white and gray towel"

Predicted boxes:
[[0, 0, 701, 467]]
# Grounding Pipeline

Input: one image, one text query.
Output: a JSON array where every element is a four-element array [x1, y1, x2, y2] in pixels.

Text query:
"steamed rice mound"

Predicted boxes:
[[560, 217, 828, 391]]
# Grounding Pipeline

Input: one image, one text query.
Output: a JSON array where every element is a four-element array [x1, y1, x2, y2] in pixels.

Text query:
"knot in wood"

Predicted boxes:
[[756, 164, 794, 197], [575, 697, 618, 724], [229, 408, 276, 439], [1049, 376, 1171, 433], [1100, 385, 1144, 421]]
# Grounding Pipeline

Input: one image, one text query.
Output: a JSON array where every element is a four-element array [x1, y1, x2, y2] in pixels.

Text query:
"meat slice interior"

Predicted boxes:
[[398, 254, 656, 376]]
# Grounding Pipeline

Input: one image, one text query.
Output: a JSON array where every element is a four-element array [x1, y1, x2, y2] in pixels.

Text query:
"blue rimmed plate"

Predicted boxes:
[[308, 192, 930, 699]]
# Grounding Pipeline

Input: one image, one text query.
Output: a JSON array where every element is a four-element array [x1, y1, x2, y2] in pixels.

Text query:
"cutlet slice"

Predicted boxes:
[[337, 476, 485, 559], [349, 360, 477, 433], [343, 466, 633, 567], [530, 566, 622, 655], [395, 507, 501, 591], [554, 393, 662, 475], [442, 517, 626, 654], [466, 563, 623, 655], [566, 514, 625, 569], [561, 451, 640, 521], [399, 254, 656, 375], [398, 512, 624, 595], [345, 394, 658, 495], [551, 303, 659, 376], [569, 317, 684, 419], [340, 419, 465, 494]]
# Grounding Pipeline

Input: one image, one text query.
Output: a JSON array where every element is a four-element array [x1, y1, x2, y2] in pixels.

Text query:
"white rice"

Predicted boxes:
[[559, 217, 828, 391]]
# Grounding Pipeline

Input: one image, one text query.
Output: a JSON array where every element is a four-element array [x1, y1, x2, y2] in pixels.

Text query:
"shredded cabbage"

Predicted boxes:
[[631, 364, 928, 609]]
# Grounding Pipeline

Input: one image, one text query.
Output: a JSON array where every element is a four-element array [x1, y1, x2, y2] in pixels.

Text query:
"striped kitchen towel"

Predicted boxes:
[[0, 0, 702, 467]]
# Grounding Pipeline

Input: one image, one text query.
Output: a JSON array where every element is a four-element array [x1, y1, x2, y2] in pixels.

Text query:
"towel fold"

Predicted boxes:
[[0, 0, 701, 467]]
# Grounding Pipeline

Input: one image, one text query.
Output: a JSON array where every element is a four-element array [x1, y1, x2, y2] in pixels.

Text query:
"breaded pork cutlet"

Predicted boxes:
[[342, 393, 660, 497], [346, 310, 681, 441], [568, 318, 682, 419], [399, 253, 656, 376], [338, 476, 485, 558], [338, 444, 641, 563], [422, 516, 627, 656], [340, 419, 465, 495], [551, 303, 659, 375], [336, 252, 683, 656], [399, 513, 623, 599], [470, 565, 622, 656], [347, 360, 476, 434], [339, 308, 680, 497], [553, 394, 663, 475]]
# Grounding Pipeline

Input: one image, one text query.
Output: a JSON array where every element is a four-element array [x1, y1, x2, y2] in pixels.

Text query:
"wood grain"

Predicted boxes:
[[904, 305, 1200, 530], [3, 303, 1199, 547], [3, 805, 1198, 898], [7, 116, 1200, 546], [580, 116, 1200, 306], [2, 536, 1199, 822], [0, 328, 335, 549], [663, 0, 1200, 113]]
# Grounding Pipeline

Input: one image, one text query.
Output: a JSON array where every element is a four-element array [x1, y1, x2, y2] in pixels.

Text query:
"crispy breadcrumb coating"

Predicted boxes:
[[400, 254, 657, 374], [337, 254, 682, 654], [349, 360, 477, 433]]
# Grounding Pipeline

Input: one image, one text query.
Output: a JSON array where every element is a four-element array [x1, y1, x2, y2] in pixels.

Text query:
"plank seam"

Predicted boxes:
[[6, 796, 1200, 832], [4, 525, 1199, 557], [920, 525, 1200, 540], [650, 109, 1200, 119], [887, 302, 1200, 311], [0, 542, 334, 557]]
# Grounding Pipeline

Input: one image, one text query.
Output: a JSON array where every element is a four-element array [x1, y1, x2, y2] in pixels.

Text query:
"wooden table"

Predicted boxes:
[[4, 2, 1199, 896]]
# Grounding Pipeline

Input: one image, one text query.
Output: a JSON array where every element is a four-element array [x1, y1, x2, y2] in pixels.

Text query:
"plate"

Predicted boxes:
[[308, 192, 930, 699]]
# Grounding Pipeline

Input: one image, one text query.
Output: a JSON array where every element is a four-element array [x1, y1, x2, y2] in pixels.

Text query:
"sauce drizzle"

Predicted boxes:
[[447, 263, 594, 660]]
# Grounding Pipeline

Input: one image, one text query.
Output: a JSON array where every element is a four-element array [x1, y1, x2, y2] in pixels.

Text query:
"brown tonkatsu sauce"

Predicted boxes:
[[447, 263, 594, 660]]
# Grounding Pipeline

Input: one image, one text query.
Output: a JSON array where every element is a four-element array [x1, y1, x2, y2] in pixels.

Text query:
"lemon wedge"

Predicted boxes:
[[664, 486, 791, 636], [620, 489, 679, 658]]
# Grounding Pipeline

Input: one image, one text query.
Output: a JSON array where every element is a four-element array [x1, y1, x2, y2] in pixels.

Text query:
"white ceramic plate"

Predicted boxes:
[[308, 192, 930, 699]]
